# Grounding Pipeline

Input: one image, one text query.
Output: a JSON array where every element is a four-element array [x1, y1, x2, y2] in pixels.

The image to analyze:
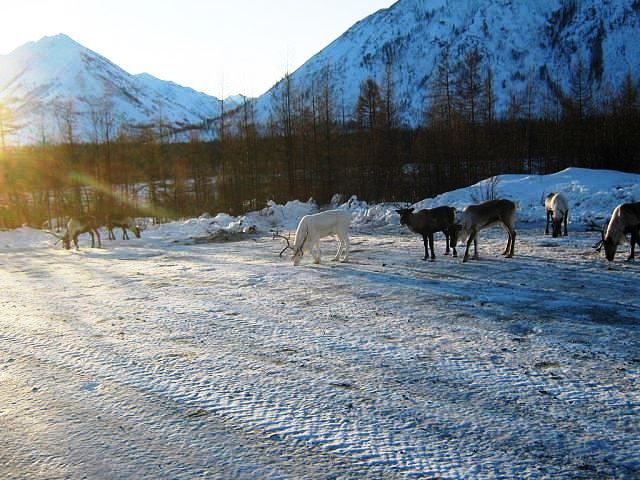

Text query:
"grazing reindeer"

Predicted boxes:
[[544, 192, 569, 237], [107, 216, 141, 240], [396, 206, 457, 261], [292, 210, 350, 266], [451, 199, 517, 262], [601, 202, 640, 262], [62, 216, 102, 250]]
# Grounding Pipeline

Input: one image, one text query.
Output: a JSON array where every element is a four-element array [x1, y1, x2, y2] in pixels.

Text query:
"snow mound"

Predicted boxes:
[[141, 167, 640, 240], [412, 167, 640, 226], [16, 167, 635, 246]]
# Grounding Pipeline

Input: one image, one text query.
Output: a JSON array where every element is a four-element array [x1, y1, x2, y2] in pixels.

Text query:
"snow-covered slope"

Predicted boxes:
[[98, 167, 638, 240], [0, 34, 221, 143], [412, 167, 640, 225], [255, 0, 640, 125]]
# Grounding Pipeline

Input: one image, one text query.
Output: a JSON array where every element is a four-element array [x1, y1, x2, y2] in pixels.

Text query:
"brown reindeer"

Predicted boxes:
[[62, 216, 102, 250], [451, 199, 517, 262], [396, 206, 457, 261], [107, 216, 141, 240]]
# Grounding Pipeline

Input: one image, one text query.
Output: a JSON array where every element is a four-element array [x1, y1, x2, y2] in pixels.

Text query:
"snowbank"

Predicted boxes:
[[413, 167, 640, 225], [7, 168, 637, 246], [139, 167, 640, 240]]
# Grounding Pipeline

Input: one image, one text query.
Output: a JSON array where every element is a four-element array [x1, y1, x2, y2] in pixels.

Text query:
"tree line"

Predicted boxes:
[[0, 49, 639, 230]]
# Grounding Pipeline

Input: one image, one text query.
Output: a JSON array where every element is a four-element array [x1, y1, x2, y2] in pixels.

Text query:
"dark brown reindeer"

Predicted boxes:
[[396, 206, 457, 261], [62, 216, 102, 250], [451, 199, 517, 262], [598, 202, 640, 262], [107, 216, 141, 240], [544, 192, 569, 237]]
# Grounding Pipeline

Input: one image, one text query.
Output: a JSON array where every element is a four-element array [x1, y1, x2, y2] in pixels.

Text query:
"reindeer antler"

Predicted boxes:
[[585, 221, 606, 252], [42, 230, 63, 246], [271, 230, 292, 257]]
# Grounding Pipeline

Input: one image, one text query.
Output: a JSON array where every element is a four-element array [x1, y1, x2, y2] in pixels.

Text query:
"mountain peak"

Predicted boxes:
[[0, 34, 220, 144], [38, 33, 81, 46], [8, 33, 85, 57]]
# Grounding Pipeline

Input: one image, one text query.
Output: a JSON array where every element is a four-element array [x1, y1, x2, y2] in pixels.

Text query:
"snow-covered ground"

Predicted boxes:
[[1, 168, 639, 479]]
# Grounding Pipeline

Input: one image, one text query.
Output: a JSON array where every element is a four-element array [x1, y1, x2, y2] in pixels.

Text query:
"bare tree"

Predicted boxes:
[[355, 78, 383, 130], [456, 47, 483, 126], [428, 51, 455, 129], [568, 56, 592, 121]]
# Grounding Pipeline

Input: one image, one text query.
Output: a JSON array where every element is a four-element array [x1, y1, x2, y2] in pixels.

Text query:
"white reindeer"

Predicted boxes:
[[544, 192, 569, 237], [292, 210, 350, 266]]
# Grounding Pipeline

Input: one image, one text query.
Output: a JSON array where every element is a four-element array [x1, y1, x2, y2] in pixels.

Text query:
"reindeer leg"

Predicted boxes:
[[89, 231, 95, 248], [108, 228, 115, 240], [312, 242, 321, 264], [545, 211, 551, 235], [333, 237, 341, 261], [73, 234, 80, 251], [122, 227, 129, 240], [422, 235, 429, 261], [95, 229, 101, 248], [463, 230, 476, 262], [472, 236, 479, 260], [428, 233, 435, 261], [341, 233, 350, 262], [626, 228, 638, 262], [444, 230, 451, 255], [502, 235, 510, 255], [449, 228, 458, 257], [564, 213, 568, 236], [506, 229, 516, 258], [501, 223, 511, 255]]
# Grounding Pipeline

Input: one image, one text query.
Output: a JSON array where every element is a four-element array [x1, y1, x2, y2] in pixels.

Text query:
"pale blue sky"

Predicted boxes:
[[2, 0, 396, 98]]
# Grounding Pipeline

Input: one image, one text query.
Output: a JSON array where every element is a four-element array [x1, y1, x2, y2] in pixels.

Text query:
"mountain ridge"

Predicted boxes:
[[0, 34, 226, 144], [253, 0, 640, 125], [2, 0, 640, 143]]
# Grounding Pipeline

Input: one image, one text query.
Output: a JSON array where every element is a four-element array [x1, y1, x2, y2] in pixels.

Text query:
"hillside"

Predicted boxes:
[[255, 0, 640, 125]]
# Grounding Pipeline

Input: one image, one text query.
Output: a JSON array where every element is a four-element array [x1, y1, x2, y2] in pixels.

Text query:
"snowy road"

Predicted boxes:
[[1, 226, 639, 479]]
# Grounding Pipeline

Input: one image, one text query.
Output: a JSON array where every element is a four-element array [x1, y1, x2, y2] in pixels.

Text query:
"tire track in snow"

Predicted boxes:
[[0, 329, 405, 480], [1, 230, 639, 479]]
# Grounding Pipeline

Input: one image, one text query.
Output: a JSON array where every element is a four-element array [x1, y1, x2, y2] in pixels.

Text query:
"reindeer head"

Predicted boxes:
[[62, 230, 72, 250], [292, 248, 303, 266], [449, 223, 464, 246], [603, 237, 617, 261], [395, 207, 414, 226], [591, 216, 624, 262], [592, 222, 617, 261]]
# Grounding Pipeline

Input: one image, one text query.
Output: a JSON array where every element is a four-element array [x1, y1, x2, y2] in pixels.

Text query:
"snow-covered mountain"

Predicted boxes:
[[3, 1, 639, 143], [255, 0, 640, 125], [0, 34, 225, 144]]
